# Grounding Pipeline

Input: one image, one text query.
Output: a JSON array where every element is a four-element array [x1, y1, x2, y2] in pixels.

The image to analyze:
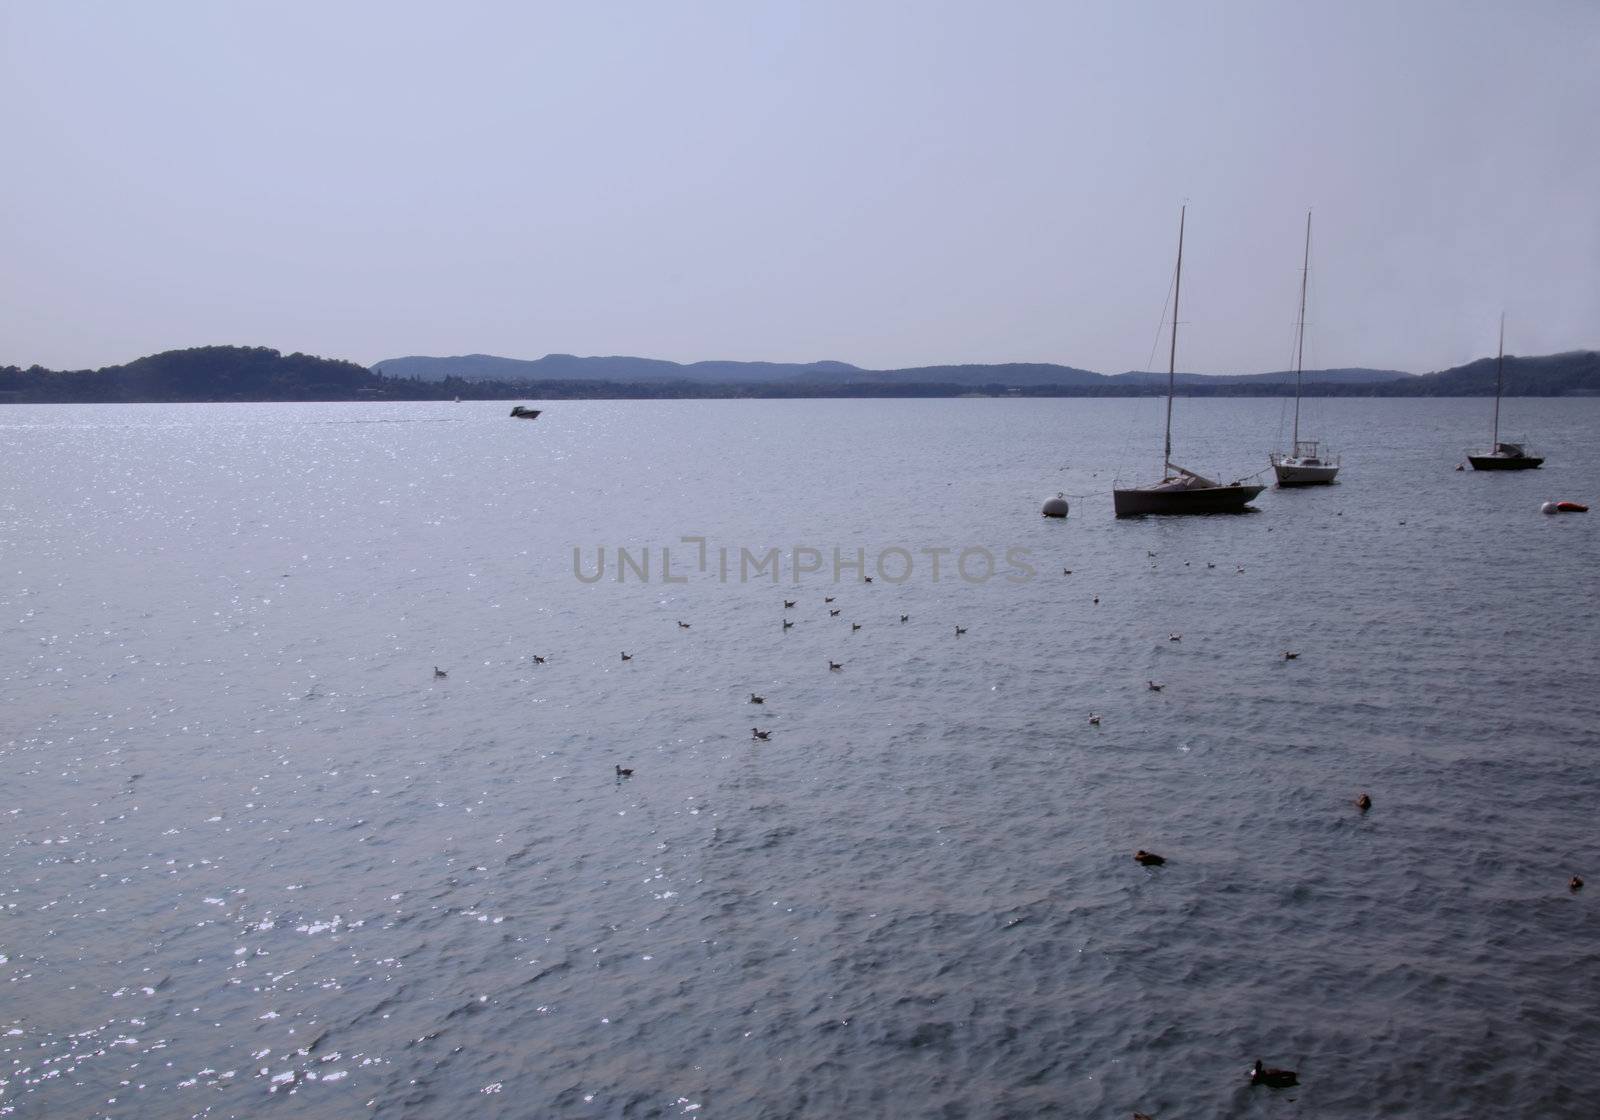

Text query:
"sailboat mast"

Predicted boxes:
[[1492, 313, 1504, 449], [1293, 211, 1311, 447], [1165, 205, 1184, 472]]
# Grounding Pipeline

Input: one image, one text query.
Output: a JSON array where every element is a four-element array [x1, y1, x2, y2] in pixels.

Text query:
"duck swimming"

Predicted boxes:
[[1249, 1060, 1297, 1088], [829, 661, 843, 671], [615, 766, 633, 778], [620, 652, 632, 661], [955, 626, 967, 636], [1134, 850, 1165, 866], [433, 666, 448, 679], [749, 693, 765, 704], [1088, 713, 1101, 725], [751, 728, 770, 741], [1356, 793, 1372, 812], [1572, 875, 1585, 892]]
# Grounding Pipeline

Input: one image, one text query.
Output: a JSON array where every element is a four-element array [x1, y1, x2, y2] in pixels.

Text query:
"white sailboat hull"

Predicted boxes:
[[1274, 215, 1344, 489], [1270, 456, 1339, 486]]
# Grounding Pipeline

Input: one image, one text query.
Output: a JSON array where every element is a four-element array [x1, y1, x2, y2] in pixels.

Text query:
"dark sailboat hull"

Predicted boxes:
[[1112, 483, 1265, 518], [1468, 454, 1541, 470], [1113, 209, 1263, 520], [1473, 319, 1536, 470]]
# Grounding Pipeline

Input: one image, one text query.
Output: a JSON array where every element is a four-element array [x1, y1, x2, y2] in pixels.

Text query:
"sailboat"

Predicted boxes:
[[1467, 316, 1542, 470], [1112, 207, 1266, 518], [1270, 212, 1340, 486]]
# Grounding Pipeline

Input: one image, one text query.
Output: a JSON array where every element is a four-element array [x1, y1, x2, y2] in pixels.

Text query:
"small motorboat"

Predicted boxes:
[[1542, 500, 1590, 514], [510, 406, 542, 419]]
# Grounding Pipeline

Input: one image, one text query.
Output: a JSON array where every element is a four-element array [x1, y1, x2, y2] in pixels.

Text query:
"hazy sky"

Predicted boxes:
[[3, 1, 1597, 374]]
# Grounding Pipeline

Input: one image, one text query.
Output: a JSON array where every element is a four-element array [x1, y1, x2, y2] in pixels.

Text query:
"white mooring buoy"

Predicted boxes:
[[1042, 493, 1070, 518]]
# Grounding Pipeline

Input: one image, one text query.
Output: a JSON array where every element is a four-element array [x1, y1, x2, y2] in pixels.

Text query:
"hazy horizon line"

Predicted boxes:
[[11, 340, 1600, 380]]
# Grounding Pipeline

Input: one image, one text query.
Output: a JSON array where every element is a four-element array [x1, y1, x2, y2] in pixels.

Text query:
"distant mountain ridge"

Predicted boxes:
[[374, 353, 864, 384], [2, 345, 1596, 402], [373, 352, 1408, 388], [1384, 350, 1600, 396], [1111, 367, 1413, 387], [377, 356, 1414, 392]]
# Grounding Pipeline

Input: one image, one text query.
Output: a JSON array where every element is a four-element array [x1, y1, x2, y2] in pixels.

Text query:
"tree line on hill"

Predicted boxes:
[[1, 344, 1596, 403]]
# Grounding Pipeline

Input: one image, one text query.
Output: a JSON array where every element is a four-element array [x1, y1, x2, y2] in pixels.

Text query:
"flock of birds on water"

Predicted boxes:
[[426, 547, 1586, 1106]]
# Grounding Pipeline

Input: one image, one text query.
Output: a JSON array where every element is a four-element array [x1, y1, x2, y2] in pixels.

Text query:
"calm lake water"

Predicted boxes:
[[2, 397, 1598, 1119]]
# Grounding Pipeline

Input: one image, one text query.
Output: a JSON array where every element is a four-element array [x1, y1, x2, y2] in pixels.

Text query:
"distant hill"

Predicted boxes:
[[373, 352, 1408, 389], [845, 362, 1106, 388], [374, 353, 862, 384], [0, 345, 383, 402], [1387, 350, 1600, 396], [1110, 367, 1409, 388], [3, 345, 1597, 402]]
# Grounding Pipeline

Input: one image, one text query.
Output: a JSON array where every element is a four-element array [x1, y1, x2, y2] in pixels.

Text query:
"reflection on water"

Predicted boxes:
[[2, 398, 1598, 1118]]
